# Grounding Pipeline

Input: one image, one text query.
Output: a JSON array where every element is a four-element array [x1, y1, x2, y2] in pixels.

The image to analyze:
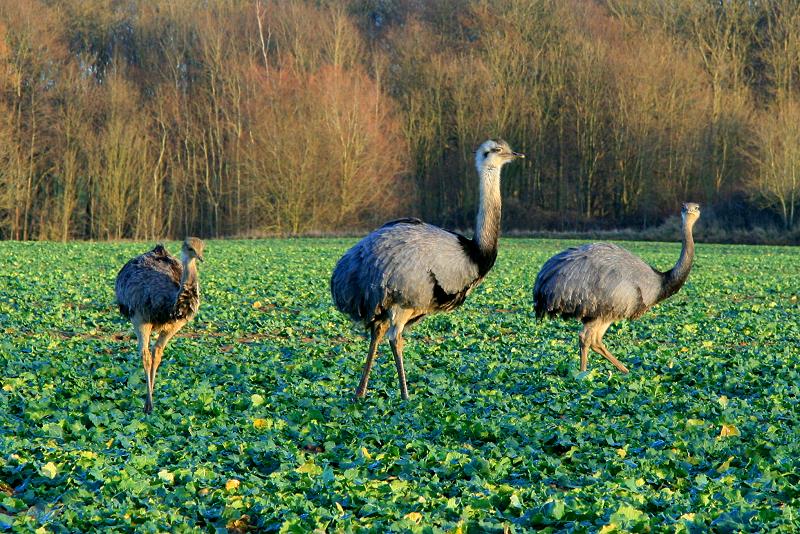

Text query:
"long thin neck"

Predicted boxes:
[[180, 257, 199, 292], [474, 164, 502, 255], [174, 255, 200, 317], [659, 217, 695, 301]]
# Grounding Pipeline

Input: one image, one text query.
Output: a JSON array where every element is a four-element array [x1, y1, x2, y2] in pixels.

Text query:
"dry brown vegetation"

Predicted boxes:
[[1, 0, 800, 240]]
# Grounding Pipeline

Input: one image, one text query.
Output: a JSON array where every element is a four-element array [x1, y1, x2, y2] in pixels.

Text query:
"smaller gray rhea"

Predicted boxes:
[[115, 237, 205, 414], [331, 139, 524, 399], [533, 203, 700, 373]]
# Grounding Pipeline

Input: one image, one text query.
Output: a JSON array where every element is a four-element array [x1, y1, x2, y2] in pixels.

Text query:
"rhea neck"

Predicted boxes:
[[659, 214, 696, 301], [180, 253, 200, 291], [473, 161, 503, 263]]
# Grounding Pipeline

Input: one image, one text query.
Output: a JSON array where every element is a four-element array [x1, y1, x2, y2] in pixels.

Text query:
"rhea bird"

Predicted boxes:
[[331, 139, 524, 399], [115, 238, 205, 414], [533, 203, 700, 373]]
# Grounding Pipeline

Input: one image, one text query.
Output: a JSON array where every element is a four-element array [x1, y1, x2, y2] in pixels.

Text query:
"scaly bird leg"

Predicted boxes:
[[355, 322, 387, 399], [595, 342, 629, 374], [590, 320, 629, 373], [578, 324, 590, 372], [387, 309, 413, 399], [389, 334, 409, 400], [134, 319, 154, 414], [150, 320, 187, 413]]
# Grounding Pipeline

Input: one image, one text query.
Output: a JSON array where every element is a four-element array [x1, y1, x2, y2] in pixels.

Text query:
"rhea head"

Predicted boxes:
[[681, 202, 701, 227], [182, 237, 205, 263], [475, 139, 524, 172]]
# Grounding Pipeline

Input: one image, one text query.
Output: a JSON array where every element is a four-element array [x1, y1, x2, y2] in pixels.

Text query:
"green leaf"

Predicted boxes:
[[610, 504, 645, 525], [0, 513, 15, 529]]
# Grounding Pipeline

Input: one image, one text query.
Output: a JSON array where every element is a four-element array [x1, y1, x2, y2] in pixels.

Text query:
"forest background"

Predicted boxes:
[[1, 0, 800, 242]]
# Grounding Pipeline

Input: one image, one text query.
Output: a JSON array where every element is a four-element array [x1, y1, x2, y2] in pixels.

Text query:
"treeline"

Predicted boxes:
[[1, 0, 800, 240]]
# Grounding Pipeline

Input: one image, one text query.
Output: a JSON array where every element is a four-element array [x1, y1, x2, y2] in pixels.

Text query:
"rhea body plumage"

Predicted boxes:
[[533, 203, 700, 373], [115, 237, 205, 413], [331, 139, 524, 399]]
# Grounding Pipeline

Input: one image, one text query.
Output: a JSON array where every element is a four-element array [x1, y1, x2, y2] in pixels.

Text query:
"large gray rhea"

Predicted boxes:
[[533, 203, 700, 373], [115, 238, 205, 414], [331, 139, 524, 399]]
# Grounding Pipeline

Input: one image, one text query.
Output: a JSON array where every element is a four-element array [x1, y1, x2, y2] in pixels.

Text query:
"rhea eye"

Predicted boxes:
[[491, 147, 502, 153]]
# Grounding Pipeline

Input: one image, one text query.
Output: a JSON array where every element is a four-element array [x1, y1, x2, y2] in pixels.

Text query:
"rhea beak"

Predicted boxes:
[[197, 255, 204, 263], [511, 151, 525, 159]]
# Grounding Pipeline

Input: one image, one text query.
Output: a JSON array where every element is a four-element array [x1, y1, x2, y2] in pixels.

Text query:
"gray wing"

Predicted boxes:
[[331, 219, 481, 324], [115, 245, 182, 324], [533, 243, 664, 320]]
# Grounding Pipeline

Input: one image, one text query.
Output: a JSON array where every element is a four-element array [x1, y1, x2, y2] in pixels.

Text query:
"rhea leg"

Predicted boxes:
[[591, 320, 629, 373], [388, 308, 414, 400], [578, 321, 591, 372], [150, 319, 187, 412], [355, 321, 388, 399], [389, 336, 408, 400], [133, 317, 154, 414]]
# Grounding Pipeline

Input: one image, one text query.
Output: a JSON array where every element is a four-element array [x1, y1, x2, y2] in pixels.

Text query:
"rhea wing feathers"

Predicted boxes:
[[115, 245, 183, 325], [331, 220, 482, 323], [534, 243, 664, 320]]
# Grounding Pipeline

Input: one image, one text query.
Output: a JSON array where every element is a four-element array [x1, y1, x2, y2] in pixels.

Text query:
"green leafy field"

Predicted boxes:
[[1, 239, 799, 532]]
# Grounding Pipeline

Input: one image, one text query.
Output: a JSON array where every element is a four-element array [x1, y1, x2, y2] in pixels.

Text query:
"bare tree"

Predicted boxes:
[[747, 97, 800, 230]]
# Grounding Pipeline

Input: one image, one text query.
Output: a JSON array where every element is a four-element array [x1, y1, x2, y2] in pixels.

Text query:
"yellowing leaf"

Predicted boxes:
[[226, 516, 251, 530], [716, 455, 735, 473], [702, 340, 713, 348], [2, 384, 12, 392], [679, 513, 696, 522], [717, 395, 729, 408], [225, 479, 240, 491], [296, 461, 322, 475], [253, 418, 269, 429], [335, 502, 345, 516], [685, 418, 705, 427], [361, 447, 372, 460], [40, 462, 58, 479], [253, 301, 262, 309], [598, 524, 618, 534], [404, 512, 422, 523], [719, 424, 740, 438], [158, 469, 175, 483], [615, 448, 627, 459], [610, 504, 644, 524], [251, 394, 264, 407], [106, 438, 114, 447]]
